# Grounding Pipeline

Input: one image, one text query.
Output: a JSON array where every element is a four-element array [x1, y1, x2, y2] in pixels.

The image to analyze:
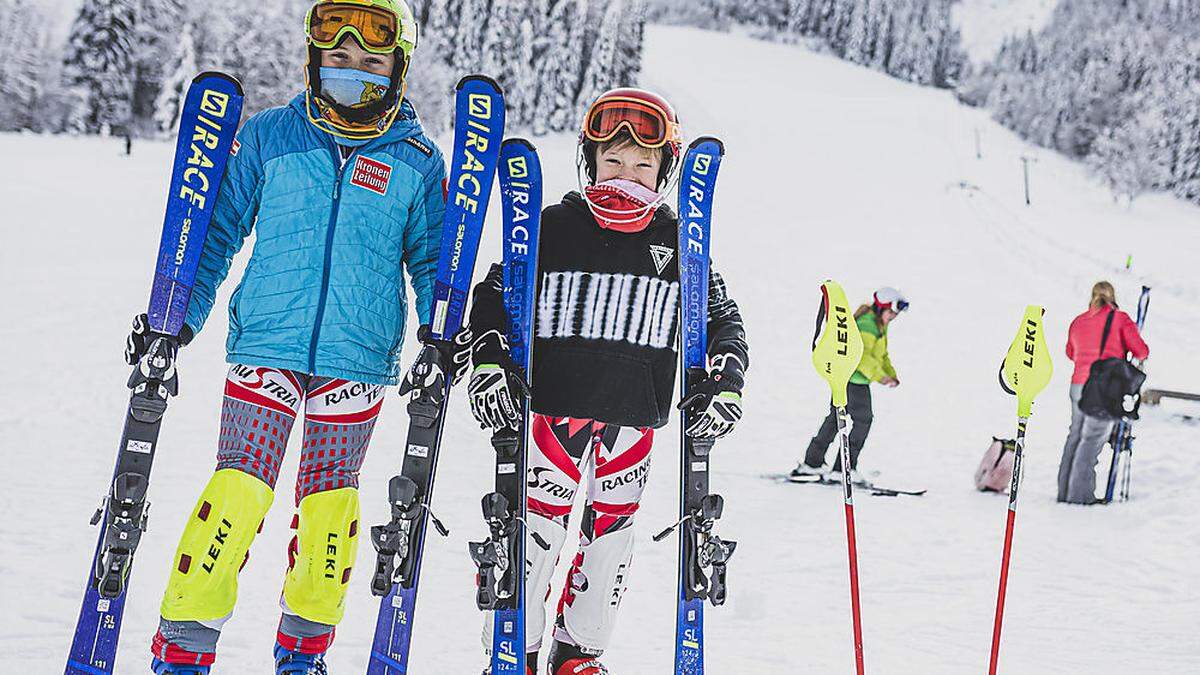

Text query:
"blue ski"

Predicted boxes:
[[469, 138, 543, 675], [653, 137, 736, 675], [65, 71, 244, 675], [367, 75, 506, 674]]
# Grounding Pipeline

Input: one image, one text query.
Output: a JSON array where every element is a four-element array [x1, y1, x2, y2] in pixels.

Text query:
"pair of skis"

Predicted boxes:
[[366, 75, 511, 674], [365, 75, 548, 675], [652, 137, 738, 675], [467, 139, 544, 675], [65, 72, 245, 675], [1103, 285, 1151, 503]]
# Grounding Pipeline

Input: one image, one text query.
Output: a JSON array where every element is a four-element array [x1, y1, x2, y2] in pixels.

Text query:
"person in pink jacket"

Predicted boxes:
[[1057, 281, 1149, 504]]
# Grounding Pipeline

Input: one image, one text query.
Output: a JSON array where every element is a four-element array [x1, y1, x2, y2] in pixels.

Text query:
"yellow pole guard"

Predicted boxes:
[[282, 487, 361, 626], [160, 469, 274, 623], [812, 280, 865, 408], [1002, 305, 1054, 418]]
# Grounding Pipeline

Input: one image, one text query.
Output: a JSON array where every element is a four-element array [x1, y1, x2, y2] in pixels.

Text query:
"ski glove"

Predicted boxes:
[[398, 324, 473, 402], [124, 313, 192, 365], [467, 330, 531, 431], [679, 353, 746, 439]]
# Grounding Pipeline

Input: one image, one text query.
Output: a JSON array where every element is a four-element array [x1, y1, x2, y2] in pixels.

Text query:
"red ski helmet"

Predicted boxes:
[[579, 87, 683, 188]]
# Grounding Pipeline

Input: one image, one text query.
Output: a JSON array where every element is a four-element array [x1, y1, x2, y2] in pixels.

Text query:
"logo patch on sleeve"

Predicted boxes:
[[403, 136, 433, 157], [351, 155, 393, 195], [230, 139, 241, 156]]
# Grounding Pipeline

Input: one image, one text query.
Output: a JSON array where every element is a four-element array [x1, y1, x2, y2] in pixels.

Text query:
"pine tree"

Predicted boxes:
[[63, 0, 139, 135], [0, 0, 47, 131], [153, 23, 197, 133], [130, 0, 186, 133], [575, 0, 623, 112], [617, 0, 647, 86], [452, 0, 488, 73], [533, 0, 588, 132]]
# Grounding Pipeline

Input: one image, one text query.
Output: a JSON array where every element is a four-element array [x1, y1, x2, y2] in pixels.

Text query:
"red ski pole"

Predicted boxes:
[[989, 417, 1027, 675], [990, 306, 1052, 673], [836, 406, 866, 675], [811, 281, 866, 674]]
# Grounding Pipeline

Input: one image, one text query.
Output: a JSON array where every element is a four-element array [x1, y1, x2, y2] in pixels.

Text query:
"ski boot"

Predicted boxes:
[[549, 640, 608, 675], [150, 659, 210, 675], [787, 462, 825, 482], [274, 642, 329, 675]]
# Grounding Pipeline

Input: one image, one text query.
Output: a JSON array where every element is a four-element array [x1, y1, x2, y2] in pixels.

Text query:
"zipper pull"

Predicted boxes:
[[333, 178, 341, 200]]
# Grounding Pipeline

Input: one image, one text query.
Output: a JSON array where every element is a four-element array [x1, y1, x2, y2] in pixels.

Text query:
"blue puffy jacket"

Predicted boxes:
[[185, 93, 446, 385]]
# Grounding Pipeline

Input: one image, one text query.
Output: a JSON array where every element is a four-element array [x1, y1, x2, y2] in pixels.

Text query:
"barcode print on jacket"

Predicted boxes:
[[537, 271, 680, 349]]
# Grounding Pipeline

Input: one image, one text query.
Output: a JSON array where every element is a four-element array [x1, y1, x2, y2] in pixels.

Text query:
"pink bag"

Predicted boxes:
[[975, 438, 1016, 493]]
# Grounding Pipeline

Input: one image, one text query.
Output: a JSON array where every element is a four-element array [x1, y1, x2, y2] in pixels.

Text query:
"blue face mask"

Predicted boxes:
[[319, 67, 392, 108]]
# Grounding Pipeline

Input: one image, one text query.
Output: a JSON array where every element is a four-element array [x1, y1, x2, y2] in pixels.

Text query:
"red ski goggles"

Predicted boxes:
[[307, 2, 400, 54], [583, 97, 680, 150]]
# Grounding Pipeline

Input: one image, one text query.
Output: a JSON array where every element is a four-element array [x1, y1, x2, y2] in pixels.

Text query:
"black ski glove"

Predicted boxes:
[[467, 330, 531, 431], [125, 313, 193, 365], [679, 353, 746, 439], [398, 324, 473, 402]]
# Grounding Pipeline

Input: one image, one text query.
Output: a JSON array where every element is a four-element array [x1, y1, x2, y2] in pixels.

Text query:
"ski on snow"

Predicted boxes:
[[367, 75, 506, 675], [784, 474, 927, 497], [468, 138, 544, 675], [65, 72, 244, 675], [653, 137, 737, 675]]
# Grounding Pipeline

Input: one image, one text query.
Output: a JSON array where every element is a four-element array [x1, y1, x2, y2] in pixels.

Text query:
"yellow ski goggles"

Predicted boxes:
[[306, 2, 401, 54]]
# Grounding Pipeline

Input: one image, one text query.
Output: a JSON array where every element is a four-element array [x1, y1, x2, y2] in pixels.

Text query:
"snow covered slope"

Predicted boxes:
[[4, 23, 1199, 674]]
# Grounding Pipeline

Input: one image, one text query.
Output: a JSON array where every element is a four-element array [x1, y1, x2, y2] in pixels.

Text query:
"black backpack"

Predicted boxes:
[[1078, 308, 1147, 420]]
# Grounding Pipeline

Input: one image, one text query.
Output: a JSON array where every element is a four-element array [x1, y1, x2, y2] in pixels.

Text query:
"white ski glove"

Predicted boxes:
[[467, 330, 531, 431], [398, 325, 473, 404], [679, 353, 745, 439]]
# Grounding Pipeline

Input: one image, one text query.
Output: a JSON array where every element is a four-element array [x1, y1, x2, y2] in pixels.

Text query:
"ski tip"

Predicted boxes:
[[501, 137, 537, 152], [192, 71, 245, 96], [456, 74, 504, 95], [687, 135, 725, 156]]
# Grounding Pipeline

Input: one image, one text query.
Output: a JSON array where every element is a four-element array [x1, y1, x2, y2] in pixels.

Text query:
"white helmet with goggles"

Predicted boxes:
[[873, 287, 909, 314]]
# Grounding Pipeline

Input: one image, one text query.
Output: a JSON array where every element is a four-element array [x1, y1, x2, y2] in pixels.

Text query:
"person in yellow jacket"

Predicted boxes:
[[790, 287, 908, 485]]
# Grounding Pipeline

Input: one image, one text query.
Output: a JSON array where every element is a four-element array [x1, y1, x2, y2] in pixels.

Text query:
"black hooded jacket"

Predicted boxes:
[[468, 192, 748, 428]]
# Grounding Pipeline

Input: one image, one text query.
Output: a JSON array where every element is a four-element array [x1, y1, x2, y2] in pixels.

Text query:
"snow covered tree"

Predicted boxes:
[[575, 0, 624, 113], [130, 0, 186, 133], [532, 0, 588, 133], [482, 0, 539, 124], [617, 0, 647, 86], [451, 0, 489, 73], [63, 0, 139, 135], [153, 23, 197, 133], [0, 0, 50, 131], [964, 0, 1200, 207]]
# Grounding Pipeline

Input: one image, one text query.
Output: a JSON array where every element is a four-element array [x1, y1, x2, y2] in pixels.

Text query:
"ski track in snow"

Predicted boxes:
[[4, 24, 1199, 674]]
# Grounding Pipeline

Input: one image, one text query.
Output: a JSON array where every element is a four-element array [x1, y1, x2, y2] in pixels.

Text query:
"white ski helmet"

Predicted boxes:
[[872, 287, 909, 313]]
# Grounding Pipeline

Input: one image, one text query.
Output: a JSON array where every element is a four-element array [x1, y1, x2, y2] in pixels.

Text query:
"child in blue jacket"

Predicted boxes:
[[124, 2, 464, 672]]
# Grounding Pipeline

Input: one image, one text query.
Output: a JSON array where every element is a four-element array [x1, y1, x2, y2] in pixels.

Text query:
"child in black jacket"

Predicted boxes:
[[467, 88, 748, 675]]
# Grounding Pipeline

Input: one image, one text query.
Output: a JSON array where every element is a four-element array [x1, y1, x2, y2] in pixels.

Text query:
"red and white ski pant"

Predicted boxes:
[[486, 414, 654, 654], [154, 364, 384, 664]]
